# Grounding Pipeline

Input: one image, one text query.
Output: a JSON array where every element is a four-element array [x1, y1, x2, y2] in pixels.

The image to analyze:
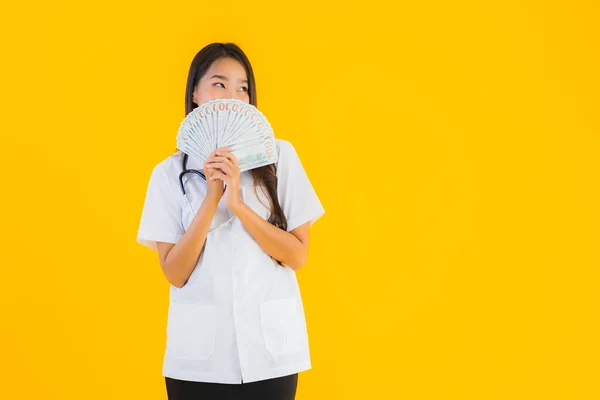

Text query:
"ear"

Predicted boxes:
[[192, 86, 198, 104]]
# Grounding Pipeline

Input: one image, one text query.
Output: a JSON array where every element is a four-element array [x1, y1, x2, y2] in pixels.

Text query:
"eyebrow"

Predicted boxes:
[[210, 74, 248, 84]]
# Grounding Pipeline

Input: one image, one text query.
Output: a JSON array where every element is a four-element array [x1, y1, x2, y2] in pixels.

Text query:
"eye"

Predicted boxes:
[[214, 82, 225, 88], [239, 86, 248, 92]]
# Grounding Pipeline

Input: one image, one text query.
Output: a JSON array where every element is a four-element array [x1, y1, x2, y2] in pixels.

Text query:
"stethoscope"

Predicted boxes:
[[178, 153, 205, 217], [178, 153, 235, 227]]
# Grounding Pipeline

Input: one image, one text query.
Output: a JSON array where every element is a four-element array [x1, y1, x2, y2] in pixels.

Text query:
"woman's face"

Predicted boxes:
[[192, 57, 250, 107]]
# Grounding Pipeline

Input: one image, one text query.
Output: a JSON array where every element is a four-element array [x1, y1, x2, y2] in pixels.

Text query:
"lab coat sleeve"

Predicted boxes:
[[276, 140, 325, 232], [136, 163, 184, 251]]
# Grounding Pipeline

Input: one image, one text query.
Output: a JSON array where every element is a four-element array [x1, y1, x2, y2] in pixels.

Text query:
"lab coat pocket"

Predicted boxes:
[[242, 185, 271, 220], [260, 297, 305, 356], [166, 303, 217, 361]]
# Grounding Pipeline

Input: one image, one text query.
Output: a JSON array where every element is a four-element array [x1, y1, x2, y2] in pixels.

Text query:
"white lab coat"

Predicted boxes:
[[136, 139, 325, 384]]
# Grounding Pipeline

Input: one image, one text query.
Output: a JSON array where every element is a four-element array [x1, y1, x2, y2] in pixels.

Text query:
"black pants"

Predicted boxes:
[[165, 374, 298, 400]]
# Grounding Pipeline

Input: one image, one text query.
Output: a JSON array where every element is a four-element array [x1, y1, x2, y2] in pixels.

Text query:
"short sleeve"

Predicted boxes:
[[136, 163, 185, 251], [276, 140, 325, 232]]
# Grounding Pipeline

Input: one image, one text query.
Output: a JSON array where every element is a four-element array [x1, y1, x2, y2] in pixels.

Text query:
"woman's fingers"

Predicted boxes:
[[202, 162, 217, 175], [205, 147, 231, 164], [205, 161, 233, 176], [212, 146, 232, 158], [209, 171, 231, 184], [206, 156, 234, 168], [206, 152, 240, 179], [204, 149, 237, 182], [216, 150, 238, 166]]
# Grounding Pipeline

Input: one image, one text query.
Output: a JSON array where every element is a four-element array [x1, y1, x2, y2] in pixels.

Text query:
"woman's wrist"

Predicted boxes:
[[203, 192, 221, 208], [229, 198, 246, 216]]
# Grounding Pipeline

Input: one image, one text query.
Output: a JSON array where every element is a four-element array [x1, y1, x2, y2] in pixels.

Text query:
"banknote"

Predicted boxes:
[[176, 98, 278, 172]]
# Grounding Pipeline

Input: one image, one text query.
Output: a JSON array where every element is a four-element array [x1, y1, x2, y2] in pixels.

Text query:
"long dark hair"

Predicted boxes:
[[183, 42, 288, 241]]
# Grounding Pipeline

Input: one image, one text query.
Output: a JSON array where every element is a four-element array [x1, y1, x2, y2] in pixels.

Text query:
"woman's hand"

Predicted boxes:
[[202, 147, 228, 202], [205, 149, 242, 212]]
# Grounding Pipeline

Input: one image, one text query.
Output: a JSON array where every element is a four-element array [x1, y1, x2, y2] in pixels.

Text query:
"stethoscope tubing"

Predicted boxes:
[[179, 153, 206, 217]]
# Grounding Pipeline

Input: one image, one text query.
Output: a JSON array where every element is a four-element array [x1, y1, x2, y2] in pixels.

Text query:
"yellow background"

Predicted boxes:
[[1, 0, 599, 399]]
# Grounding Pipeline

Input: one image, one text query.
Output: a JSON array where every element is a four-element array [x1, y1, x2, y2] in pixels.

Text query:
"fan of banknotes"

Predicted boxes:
[[176, 98, 278, 172]]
